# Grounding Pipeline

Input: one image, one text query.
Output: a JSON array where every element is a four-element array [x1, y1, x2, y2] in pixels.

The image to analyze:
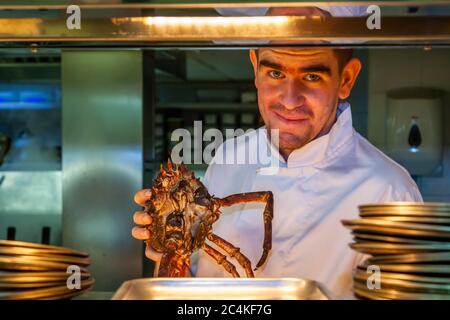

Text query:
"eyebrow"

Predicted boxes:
[[259, 59, 332, 76]]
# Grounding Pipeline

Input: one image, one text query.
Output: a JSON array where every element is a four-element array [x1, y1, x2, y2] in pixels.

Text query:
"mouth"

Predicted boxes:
[[273, 111, 309, 125]]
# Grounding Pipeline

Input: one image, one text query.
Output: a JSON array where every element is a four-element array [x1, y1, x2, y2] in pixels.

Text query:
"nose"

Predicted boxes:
[[278, 79, 306, 110]]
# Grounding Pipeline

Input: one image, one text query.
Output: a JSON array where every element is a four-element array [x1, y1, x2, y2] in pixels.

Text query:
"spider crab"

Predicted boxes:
[[142, 159, 273, 278]]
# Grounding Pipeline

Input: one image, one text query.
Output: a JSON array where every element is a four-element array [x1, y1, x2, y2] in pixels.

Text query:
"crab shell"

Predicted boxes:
[[144, 161, 220, 256]]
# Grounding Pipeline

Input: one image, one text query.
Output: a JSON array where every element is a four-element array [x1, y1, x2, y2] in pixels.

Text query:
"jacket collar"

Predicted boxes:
[[259, 101, 354, 170]]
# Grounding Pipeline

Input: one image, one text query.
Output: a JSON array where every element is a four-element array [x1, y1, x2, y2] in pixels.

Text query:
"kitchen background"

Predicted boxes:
[[0, 46, 449, 290]]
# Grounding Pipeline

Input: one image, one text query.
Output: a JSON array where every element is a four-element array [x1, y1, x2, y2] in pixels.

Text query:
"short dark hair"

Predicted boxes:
[[334, 49, 353, 73], [254, 48, 353, 74]]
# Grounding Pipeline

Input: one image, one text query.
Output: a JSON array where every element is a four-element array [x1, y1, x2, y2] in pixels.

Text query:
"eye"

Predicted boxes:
[[304, 74, 321, 82], [268, 70, 284, 79]]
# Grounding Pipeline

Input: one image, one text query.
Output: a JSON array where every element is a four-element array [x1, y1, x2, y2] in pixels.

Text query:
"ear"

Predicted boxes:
[[338, 58, 362, 100], [249, 49, 259, 88]]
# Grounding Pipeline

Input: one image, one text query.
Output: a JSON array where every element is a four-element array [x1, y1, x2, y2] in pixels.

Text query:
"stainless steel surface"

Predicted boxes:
[[61, 51, 144, 291], [0, 171, 61, 216], [0, 171, 62, 245], [112, 278, 331, 300]]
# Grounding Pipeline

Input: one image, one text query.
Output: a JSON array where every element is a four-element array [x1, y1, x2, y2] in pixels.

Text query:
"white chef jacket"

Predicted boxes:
[[192, 101, 423, 299]]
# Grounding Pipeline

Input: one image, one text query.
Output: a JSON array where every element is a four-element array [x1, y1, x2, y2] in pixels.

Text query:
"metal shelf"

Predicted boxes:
[[157, 102, 257, 111], [0, 2, 450, 48]]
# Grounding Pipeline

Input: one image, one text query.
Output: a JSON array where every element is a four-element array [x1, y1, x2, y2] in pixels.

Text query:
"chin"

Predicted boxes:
[[278, 134, 309, 151]]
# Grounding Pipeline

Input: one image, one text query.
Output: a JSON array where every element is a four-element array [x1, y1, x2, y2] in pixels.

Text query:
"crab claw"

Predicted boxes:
[[255, 249, 269, 271], [160, 164, 167, 175]]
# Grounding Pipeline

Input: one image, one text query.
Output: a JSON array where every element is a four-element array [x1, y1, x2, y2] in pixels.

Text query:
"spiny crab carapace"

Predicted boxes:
[[141, 159, 273, 277]]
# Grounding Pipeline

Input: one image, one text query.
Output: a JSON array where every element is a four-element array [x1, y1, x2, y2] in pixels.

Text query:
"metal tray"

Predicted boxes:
[[355, 266, 450, 284], [0, 246, 91, 261], [359, 202, 450, 210], [342, 219, 450, 232], [0, 252, 91, 266], [351, 233, 444, 244], [0, 256, 90, 272], [0, 240, 89, 257], [353, 275, 450, 294], [345, 225, 450, 240], [0, 271, 91, 283], [349, 242, 450, 255], [0, 281, 67, 289], [359, 211, 450, 218], [358, 216, 450, 225], [353, 281, 450, 300], [112, 278, 331, 300], [360, 261, 450, 274], [367, 252, 450, 264], [0, 278, 95, 300]]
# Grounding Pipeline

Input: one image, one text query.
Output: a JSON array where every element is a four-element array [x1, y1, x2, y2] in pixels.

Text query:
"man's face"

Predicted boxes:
[[249, 48, 360, 155]]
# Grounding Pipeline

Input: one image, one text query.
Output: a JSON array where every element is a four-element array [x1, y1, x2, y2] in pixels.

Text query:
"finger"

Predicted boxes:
[[133, 211, 153, 225], [145, 245, 163, 261], [134, 189, 152, 206], [131, 227, 150, 240]]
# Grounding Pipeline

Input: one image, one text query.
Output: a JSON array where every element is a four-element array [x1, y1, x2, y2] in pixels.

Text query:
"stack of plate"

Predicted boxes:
[[342, 202, 450, 300], [0, 240, 94, 300]]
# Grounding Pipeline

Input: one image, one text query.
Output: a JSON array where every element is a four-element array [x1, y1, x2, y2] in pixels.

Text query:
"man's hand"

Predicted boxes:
[[132, 189, 163, 262]]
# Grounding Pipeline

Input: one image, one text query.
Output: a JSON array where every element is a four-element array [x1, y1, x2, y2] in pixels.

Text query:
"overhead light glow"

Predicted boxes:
[[143, 16, 290, 27]]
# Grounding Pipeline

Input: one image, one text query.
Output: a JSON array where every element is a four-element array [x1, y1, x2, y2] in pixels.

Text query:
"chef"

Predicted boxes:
[[132, 6, 423, 299]]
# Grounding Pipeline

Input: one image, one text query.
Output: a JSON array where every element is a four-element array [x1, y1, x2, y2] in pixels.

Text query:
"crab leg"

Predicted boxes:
[[207, 233, 254, 277], [158, 252, 190, 277], [202, 243, 240, 278], [216, 191, 273, 270]]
